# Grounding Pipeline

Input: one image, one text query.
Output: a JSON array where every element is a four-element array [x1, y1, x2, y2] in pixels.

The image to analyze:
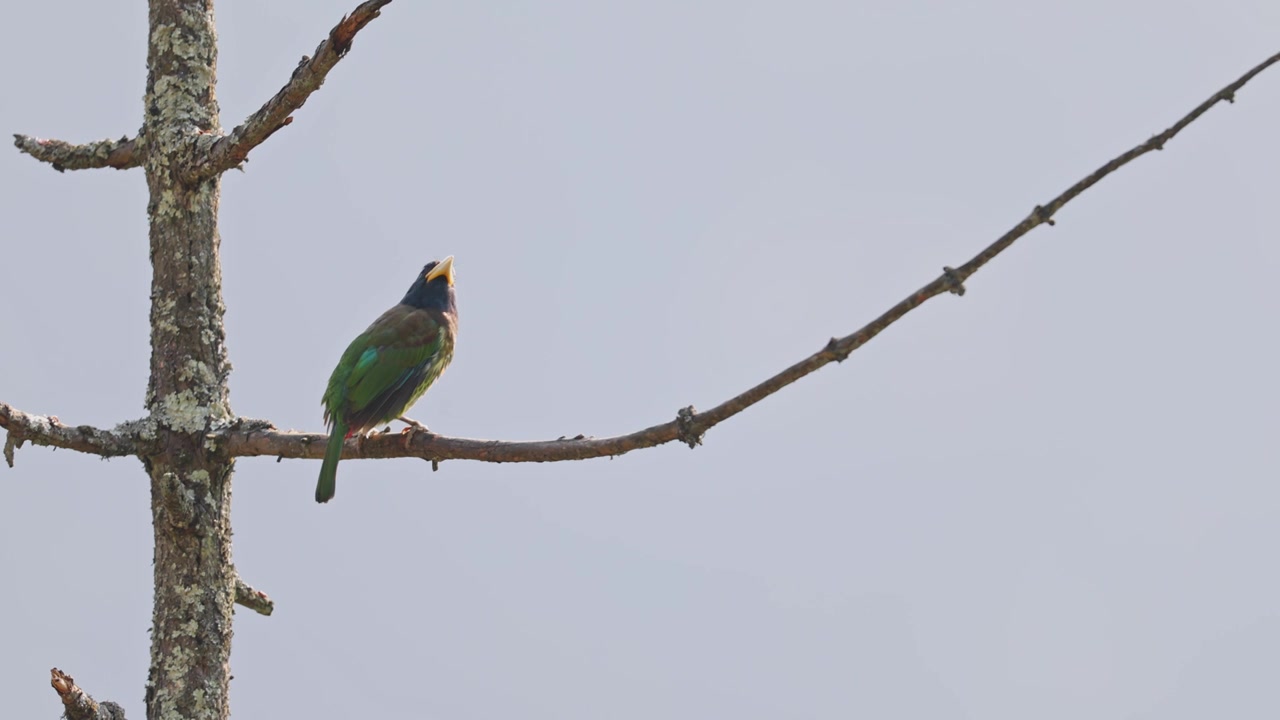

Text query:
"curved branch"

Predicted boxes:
[[0, 402, 142, 467], [5, 52, 1277, 467], [221, 49, 1280, 465], [189, 0, 394, 180], [50, 668, 128, 720], [13, 133, 142, 171]]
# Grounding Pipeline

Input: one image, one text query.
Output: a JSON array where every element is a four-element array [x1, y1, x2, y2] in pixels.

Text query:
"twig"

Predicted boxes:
[[219, 50, 1280, 466], [0, 402, 142, 466], [13, 134, 142, 171], [189, 0, 394, 180], [234, 575, 275, 616], [50, 668, 128, 720]]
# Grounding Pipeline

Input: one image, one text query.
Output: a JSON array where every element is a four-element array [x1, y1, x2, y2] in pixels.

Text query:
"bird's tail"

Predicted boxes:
[[316, 420, 347, 503]]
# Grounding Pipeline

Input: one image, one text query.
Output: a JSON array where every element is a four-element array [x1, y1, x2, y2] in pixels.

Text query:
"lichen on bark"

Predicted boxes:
[[142, 2, 236, 719]]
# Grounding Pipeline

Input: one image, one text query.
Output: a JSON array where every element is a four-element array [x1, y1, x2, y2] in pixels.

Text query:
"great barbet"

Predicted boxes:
[[316, 256, 458, 503]]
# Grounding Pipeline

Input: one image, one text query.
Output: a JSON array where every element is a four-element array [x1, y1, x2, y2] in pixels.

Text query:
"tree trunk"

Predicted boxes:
[[141, 2, 235, 719]]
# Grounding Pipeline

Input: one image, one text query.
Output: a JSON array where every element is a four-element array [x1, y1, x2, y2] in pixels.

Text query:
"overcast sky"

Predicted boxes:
[[2, 1, 1279, 718]]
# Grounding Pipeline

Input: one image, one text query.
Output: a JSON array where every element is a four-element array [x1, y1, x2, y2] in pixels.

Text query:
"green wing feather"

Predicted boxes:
[[324, 306, 448, 428], [344, 340, 441, 419]]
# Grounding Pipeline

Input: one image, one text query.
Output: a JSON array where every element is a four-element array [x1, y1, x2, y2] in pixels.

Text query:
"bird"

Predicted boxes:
[[316, 256, 458, 503]]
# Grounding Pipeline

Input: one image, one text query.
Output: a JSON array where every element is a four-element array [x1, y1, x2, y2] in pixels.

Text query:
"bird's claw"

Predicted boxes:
[[398, 417, 431, 449]]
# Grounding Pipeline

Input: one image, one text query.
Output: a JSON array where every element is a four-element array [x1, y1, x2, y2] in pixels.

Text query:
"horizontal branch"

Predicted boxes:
[[50, 668, 128, 720], [0, 402, 142, 467], [189, 0, 394, 180], [13, 134, 142, 171], [235, 575, 275, 616], [219, 50, 1280, 465], [223, 418, 692, 464]]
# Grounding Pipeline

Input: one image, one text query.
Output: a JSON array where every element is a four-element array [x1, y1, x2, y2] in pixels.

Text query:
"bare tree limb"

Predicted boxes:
[[3, 51, 1278, 469], [12, 134, 142, 172], [0, 402, 143, 467], [223, 422, 683, 464], [50, 668, 128, 720], [234, 575, 275, 616], [215, 50, 1280, 466], [189, 0, 394, 180]]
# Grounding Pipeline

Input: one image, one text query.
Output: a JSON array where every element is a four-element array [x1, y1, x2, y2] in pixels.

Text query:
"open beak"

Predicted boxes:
[[426, 255, 455, 286]]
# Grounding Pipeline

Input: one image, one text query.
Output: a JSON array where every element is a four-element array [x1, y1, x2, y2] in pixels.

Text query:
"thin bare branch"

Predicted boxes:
[[13, 134, 142, 171], [235, 576, 275, 616], [949, 50, 1280, 284], [220, 50, 1280, 465], [50, 668, 128, 720], [5, 51, 1279, 469], [0, 402, 142, 466], [189, 0, 394, 180]]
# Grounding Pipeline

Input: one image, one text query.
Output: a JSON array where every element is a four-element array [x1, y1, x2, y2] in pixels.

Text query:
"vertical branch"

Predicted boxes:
[[142, 2, 236, 719]]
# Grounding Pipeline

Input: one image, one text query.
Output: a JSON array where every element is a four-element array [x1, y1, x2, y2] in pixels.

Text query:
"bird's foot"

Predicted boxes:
[[398, 416, 431, 448]]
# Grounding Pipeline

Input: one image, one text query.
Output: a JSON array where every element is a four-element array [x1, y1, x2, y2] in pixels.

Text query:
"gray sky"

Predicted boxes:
[[3, 1, 1279, 718]]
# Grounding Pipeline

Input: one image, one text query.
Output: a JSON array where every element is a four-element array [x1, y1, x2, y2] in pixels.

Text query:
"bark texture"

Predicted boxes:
[[141, 2, 236, 719]]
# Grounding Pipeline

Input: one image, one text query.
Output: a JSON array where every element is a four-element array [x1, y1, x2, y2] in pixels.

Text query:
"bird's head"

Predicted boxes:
[[402, 255, 457, 314]]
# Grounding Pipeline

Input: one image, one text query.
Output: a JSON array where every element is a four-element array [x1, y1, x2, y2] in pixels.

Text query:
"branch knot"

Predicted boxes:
[[676, 406, 704, 449], [941, 267, 966, 296], [1030, 204, 1056, 227], [824, 337, 851, 362]]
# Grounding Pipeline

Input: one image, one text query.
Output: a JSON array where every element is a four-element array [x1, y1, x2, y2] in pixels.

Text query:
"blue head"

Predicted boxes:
[[402, 256, 457, 315]]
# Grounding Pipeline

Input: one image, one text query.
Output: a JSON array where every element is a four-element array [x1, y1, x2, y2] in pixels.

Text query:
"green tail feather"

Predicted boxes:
[[316, 420, 347, 503]]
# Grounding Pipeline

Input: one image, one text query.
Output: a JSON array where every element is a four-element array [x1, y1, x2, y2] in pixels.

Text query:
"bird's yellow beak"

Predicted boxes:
[[426, 255, 455, 286]]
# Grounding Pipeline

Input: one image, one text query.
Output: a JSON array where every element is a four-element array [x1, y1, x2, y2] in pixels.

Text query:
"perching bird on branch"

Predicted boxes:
[[316, 256, 458, 503]]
